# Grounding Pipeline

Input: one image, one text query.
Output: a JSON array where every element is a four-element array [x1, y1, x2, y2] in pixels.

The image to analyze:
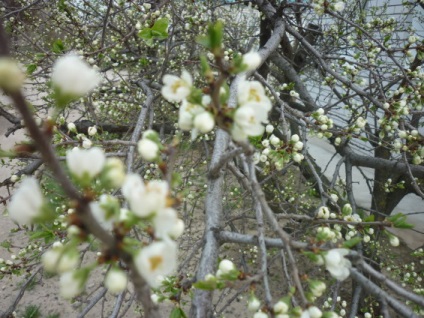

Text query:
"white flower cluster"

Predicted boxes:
[[8, 177, 44, 225], [161, 71, 215, 138], [312, 0, 345, 15], [40, 241, 87, 299], [162, 60, 272, 143], [66, 147, 106, 180], [396, 129, 424, 165], [52, 53, 101, 98], [232, 77, 272, 142], [323, 248, 352, 281], [39, 146, 184, 294], [0, 58, 25, 92], [254, 132, 304, 169], [137, 130, 160, 161], [312, 108, 334, 136], [122, 174, 183, 287]]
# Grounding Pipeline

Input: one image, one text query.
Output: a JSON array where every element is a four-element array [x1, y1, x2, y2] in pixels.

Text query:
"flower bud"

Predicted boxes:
[[242, 51, 261, 71], [248, 296, 261, 312], [389, 235, 399, 247], [88, 126, 97, 136], [193, 112, 215, 133], [218, 259, 235, 275], [105, 268, 128, 293], [265, 124, 274, 134], [67, 122, 77, 132], [137, 138, 159, 161], [0, 58, 25, 92], [273, 300, 289, 314]]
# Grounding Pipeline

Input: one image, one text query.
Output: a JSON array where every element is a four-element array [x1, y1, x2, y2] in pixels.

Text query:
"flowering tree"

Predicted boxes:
[[0, 1, 423, 318]]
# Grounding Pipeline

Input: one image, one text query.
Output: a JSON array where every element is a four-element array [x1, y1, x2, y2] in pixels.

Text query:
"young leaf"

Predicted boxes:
[[342, 237, 362, 248], [52, 39, 65, 54], [170, 308, 187, 318]]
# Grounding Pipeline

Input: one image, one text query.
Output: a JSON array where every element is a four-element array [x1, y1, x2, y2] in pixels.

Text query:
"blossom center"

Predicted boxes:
[[149, 255, 163, 271], [171, 81, 183, 93]]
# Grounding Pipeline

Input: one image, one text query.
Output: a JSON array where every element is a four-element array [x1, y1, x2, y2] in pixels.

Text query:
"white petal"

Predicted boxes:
[[8, 177, 43, 224], [134, 240, 177, 288], [122, 174, 144, 200], [153, 208, 178, 239], [52, 53, 101, 97]]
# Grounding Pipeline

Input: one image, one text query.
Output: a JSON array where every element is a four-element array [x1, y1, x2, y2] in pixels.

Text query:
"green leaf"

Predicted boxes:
[[170, 308, 187, 318], [343, 236, 362, 248], [208, 21, 223, 53], [26, 64, 37, 75], [0, 240, 12, 251], [186, 88, 203, 105], [30, 230, 56, 243], [193, 280, 217, 291], [200, 55, 211, 76], [196, 35, 211, 50], [139, 28, 153, 40], [58, 0, 66, 11], [196, 21, 223, 54], [139, 18, 168, 45], [152, 18, 169, 35], [52, 39, 65, 54], [0, 148, 15, 158], [363, 214, 375, 222], [387, 212, 413, 228]]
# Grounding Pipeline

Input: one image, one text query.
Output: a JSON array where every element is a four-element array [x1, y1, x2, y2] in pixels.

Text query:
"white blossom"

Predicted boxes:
[[105, 268, 128, 293], [152, 207, 179, 239], [88, 126, 97, 136], [60, 271, 84, 299], [122, 174, 169, 218], [0, 58, 25, 92], [270, 135, 280, 146], [248, 296, 261, 311], [168, 218, 185, 239], [330, 194, 338, 202], [324, 249, 352, 281], [54, 250, 80, 274], [232, 102, 268, 141], [104, 158, 126, 188], [273, 301, 289, 314], [242, 51, 261, 71], [293, 141, 303, 151], [390, 235, 400, 247], [308, 306, 322, 318], [218, 259, 235, 275], [178, 100, 205, 131], [66, 147, 106, 179], [334, 1, 345, 12], [8, 177, 44, 225], [193, 112, 215, 133], [253, 312, 268, 318], [265, 124, 274, 134], [355, 117, 366, 129], [291, 134, 300, 142], [310, 281, 326, 297], [138, 138, 159, 161], [41, 248, 62, 273], [293, 153, 304, 163], [67, 122, 77, 132], [10, 175, 19, 183], [237, 80, 272, 110], [134, 240, 177, 288], [52, 53, 101, 97], [82, 138, 92, 149], [161, 70, 192, 102], [89, 201, 115, 231]]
